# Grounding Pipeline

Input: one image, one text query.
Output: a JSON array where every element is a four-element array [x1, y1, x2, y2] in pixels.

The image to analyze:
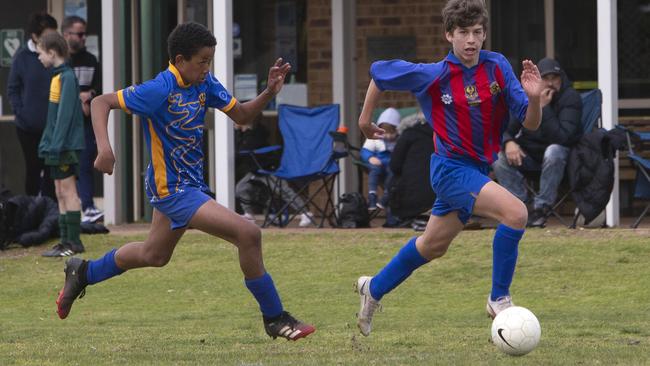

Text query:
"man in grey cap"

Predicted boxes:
[[492, 58, 583, 227]]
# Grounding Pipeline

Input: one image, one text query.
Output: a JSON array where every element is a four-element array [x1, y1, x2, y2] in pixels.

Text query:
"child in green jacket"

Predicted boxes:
[[37, 32, 86, 257]]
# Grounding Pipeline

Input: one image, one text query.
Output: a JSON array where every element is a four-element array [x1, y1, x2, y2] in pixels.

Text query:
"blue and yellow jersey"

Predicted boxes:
[[117, 63, 237, 200]]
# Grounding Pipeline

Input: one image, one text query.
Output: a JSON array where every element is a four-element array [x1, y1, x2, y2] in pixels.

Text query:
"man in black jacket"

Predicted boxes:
[[7, 13, 58, 199], [492, 58, 582, 227], [62, 16, 103, 223]]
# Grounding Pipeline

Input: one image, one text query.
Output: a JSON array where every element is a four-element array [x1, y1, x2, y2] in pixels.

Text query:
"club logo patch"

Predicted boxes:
[[441, 93, 453, 105], [465, 84, 480, 106], [199, 92, 206, 107], [490, 81, 502, 96]]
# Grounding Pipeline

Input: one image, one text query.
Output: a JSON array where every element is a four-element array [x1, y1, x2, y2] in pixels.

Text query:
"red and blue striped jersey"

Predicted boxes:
[[371, 50, 528, 165], [117, 63, 237, 200]]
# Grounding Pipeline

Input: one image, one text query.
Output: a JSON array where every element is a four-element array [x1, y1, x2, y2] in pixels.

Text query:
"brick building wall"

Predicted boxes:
[[307, 0, 449, 110]]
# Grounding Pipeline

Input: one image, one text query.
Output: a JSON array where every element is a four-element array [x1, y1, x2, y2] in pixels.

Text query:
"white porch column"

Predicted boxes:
[[332, 0, 358, 195], [212, 0, 235, 208], [598, 0, 619, 227], [101, 0, 125, 224]]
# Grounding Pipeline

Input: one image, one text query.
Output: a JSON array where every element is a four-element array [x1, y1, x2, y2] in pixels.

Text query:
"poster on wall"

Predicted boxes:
[[0, 29, 24, 68], [275, 1, 297, 72], [65, 0, 88, 20]]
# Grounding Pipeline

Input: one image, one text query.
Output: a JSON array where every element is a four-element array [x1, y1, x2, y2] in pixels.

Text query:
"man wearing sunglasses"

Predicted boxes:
[[62, 16, 103, 224]]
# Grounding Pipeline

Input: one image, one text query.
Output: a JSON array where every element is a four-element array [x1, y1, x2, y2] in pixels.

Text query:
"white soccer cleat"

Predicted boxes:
[[355, 276, 381, 336], [486, 294, 515, 319]]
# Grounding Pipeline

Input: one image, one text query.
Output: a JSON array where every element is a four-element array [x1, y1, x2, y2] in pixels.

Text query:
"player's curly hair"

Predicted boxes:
[[442, 0, 489, 33], [167, 22, 217, 64]]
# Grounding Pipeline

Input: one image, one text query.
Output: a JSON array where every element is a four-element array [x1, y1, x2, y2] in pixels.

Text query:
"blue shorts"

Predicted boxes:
[[150, 187, 212, 230], [429, 154, 491, 224]]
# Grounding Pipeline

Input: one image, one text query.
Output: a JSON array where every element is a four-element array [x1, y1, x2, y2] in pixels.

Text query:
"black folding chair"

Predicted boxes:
[[524, 89, 602, 227], [618, 126, 650, 228], [328, 130, 384, 222]]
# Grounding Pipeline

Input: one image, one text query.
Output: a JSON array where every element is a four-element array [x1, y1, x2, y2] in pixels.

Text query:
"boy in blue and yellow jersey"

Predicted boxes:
[[354, 0, 545, 337], [36, 32, 86, 257], [54, 22, 315, 341]]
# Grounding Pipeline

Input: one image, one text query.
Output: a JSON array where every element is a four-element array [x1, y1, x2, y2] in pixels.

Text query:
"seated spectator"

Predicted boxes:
[[388, 112, 436, 226], [492, 58, 583, 227], [361, 107, 400, 211], [234, 121, 314, 227]]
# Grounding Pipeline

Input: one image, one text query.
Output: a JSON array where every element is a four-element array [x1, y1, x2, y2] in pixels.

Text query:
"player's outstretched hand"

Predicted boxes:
[[360, 122, 385, 140], [94, 150, 116, 175], [266, 58, 291, 95], [520, 60, 544, 99]]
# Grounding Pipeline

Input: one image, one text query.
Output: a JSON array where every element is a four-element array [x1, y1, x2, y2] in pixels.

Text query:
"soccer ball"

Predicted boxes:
[[491, 306, 541, 356]]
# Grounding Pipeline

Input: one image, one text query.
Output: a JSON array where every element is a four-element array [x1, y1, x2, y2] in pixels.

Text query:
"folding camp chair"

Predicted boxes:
[[619, 126, 650, 228], [523, 89, 602, 227], [257, 104, 342, 228], [328, 130, 386, 222]]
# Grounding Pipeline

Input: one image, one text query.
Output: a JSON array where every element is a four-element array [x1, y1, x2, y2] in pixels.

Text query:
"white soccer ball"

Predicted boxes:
[[491, 306, 541, 356]]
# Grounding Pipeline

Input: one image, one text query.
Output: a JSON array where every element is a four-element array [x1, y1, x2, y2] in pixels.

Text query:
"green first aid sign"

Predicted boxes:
[[1, 29, 24, 67]]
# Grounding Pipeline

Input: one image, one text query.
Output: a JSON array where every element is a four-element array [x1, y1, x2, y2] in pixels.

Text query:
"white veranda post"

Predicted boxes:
[[212, 0, 235, 209], [597, 0, 619, 226]]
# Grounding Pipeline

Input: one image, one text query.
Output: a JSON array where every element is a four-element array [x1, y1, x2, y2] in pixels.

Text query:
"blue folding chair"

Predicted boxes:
[[619, 125, 650, 228], [258, 104, 341, 228]]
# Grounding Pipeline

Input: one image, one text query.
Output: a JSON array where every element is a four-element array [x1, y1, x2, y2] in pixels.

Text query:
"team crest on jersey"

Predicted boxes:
[[465, 84, 480, 106], [490, 81, 502, 96], [441, 93, 453, 105], [199, 92, 206, 107]]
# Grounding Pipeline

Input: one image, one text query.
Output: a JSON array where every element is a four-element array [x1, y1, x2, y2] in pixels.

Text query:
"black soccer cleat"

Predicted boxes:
[[42, 242, 74, 257], [263, 311, 316, 341], [56, 257, 88, 319]]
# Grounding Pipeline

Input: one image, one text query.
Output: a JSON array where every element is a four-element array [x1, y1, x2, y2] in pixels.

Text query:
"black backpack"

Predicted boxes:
[[337, 192, 370, 228]]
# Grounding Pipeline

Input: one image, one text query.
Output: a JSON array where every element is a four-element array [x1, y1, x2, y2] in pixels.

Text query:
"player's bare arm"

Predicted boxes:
[[520, 59, 544, 131], [90, 93, 121, 175], [226, 58, 291, 126], [358, 80, 386, 140]]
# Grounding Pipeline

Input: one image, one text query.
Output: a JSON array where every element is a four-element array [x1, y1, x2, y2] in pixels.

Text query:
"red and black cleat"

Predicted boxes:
[[56, 257, 88, 319], [263, 311, 316, 341]]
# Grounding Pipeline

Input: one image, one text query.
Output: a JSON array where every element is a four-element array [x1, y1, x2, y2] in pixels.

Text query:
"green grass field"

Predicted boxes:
[[1, 228, 649, 365]]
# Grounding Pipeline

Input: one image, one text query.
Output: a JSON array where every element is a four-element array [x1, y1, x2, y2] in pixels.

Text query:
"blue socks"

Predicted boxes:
[[491, 224, 525, 301], [245, 272, 284, 319], [86, 248, 125, 285], [369, 237, 429, 301]]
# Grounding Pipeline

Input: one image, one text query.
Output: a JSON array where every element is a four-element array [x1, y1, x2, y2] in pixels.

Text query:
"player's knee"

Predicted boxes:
[[503, 201, 528, 229], [55, 186, 65, 201], [418, 237, 449, 259], [145, 250, 172, 267], [237, 224, 261, 248], [429, 245, 448, 259]]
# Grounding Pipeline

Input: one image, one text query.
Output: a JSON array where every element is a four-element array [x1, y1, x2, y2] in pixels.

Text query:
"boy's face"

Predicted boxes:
[[36, 44, 56, 68], [445, 24, 486, 67], [174, 46, 215, 85], [379, 123, 398, 142]]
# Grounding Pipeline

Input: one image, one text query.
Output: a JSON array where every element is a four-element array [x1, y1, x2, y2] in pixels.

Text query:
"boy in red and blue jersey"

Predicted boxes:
[[355, 0, 544, 336], [55, 22, 315, 341]]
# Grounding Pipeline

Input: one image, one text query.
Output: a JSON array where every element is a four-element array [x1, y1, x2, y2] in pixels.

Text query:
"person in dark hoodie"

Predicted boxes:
[[7, 13, 58, 199], [492, 58, 582, 227], [62, 15, 104, 223], [388, 112, 436, 225]]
